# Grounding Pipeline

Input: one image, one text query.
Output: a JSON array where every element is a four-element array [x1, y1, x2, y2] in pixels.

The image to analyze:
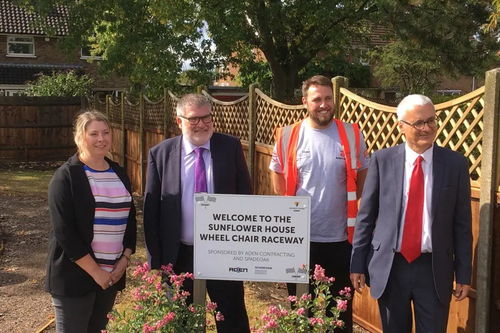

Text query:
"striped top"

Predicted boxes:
[[84, 165, 132, 272]]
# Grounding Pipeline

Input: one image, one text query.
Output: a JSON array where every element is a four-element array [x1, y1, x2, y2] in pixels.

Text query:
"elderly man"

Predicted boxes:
[[143, 93, 252, 333], [350, 94, 472, 333]]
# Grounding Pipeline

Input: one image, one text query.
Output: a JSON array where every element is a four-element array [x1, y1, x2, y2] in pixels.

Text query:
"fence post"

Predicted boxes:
[[105, 94, 111, 119], [121, 93, 126, 170], [248, 83, 258, 187], [163, 88, 168, 139], [476, 68, 500, 333], [332, 76, 349, 120], [93, 93, 98, 110], [139, 93, 145, 196]]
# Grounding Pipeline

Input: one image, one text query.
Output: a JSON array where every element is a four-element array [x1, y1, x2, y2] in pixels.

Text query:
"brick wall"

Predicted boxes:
[[0, 35, 128, 89]]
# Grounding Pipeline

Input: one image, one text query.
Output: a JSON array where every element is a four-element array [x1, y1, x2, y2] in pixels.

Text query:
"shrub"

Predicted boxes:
[[105, 262, 223, 333], [251, 265, 351, 333]]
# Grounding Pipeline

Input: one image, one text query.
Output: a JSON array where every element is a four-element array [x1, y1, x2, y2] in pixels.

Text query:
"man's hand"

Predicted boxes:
[[350, 273, 366, 293], [454, 284, 471, 301]]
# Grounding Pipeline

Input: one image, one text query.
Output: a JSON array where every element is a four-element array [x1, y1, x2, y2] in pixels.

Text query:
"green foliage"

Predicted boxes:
[[370, 41, 443, 95], [486, 0, 500, 32], [299, 55, 371, 88], [18, 0, 500, 102], [22, 70, 92, 97], [237, 60, 273, 96], [375, 0, 500, 79]]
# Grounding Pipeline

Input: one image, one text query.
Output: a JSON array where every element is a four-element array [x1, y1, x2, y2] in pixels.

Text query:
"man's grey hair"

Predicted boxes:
[[176, 93, 211, 117], [396, 94, 434, 120]]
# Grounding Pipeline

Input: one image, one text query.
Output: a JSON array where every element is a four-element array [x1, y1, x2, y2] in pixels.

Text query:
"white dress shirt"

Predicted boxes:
[[396, 143, 434, 253], [180, 136, 214, 245]]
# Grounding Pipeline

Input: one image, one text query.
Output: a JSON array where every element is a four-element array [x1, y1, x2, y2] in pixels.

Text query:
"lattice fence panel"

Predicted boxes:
[[206, 94, 249, 140], [340, 94, 402, 152], [165, 91, 178, 129], [94, 96, 106, 115], [144, 95, 164, 131], [339, 87, 485, 183], [434, 93, 484, 181], [124, 98, 140, 129], [108, 98, 122, 126], [255, 89, 307, 145]]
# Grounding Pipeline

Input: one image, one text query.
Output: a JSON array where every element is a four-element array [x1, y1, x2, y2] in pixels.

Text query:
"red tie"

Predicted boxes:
[[401, 155, 424, 263]]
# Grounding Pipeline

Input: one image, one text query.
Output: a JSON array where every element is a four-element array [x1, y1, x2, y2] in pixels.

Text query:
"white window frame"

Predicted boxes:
[[80, 46, 103, 60], [6, 36, 36, 57]]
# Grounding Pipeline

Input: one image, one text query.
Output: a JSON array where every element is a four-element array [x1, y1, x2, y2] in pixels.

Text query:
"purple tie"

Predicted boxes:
[[194, 148, 207, 193]]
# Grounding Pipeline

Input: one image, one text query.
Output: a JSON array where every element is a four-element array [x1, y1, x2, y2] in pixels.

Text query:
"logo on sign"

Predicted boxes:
[[229, 267, 248, 273]]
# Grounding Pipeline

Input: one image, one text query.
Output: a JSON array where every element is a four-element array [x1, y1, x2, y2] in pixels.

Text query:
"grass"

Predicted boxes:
[[0, 169, 54, 197]]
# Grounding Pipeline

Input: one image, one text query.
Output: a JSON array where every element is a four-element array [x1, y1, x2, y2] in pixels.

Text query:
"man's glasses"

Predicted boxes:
[[400, 117, 438, 131], [179, 114, 213, 125]]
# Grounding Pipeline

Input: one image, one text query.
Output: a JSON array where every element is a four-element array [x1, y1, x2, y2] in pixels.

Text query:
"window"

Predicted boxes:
[[7, 36, 35, 56], [81, 46, 103, 60]]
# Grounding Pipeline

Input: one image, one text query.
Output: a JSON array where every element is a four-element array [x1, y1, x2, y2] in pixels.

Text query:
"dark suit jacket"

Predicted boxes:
[[350, 144, 472, 305], [45, 154, 137, 297], [143, 133, 252, 269]]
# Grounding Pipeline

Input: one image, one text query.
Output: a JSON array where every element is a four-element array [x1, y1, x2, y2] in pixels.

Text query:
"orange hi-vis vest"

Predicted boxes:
[[275, 118, 361, 243]]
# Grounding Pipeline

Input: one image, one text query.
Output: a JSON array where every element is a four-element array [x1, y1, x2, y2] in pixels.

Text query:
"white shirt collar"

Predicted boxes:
[[405, 143, 433, 166], [182, 135, 211, 155]]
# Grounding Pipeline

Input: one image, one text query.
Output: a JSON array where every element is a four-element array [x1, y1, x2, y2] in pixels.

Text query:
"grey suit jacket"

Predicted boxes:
[[143, 133, 252, 269], [350, 144, 472, 305]]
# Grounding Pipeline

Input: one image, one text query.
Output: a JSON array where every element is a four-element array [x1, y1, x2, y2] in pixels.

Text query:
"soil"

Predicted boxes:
[[0, 191, 55, 333]]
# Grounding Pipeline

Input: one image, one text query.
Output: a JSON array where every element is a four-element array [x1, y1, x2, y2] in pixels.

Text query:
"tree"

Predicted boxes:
[[374, 0, 499, 78], [22, 70, 93, 97], [370, 41, 442, 94], [20, 0, 500, 102]]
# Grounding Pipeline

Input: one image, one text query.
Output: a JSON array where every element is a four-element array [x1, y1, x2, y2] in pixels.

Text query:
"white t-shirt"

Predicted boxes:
[[269, 120, 370, 242]]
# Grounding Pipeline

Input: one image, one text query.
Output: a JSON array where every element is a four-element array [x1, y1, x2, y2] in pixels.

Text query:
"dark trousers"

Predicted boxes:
[[51, 287, 117, 333], [287, 241, 353, 333], [378, 253, 450, 333], [170, 243, 250, 333]]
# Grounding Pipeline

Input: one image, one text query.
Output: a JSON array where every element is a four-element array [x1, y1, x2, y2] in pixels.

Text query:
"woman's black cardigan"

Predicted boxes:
[[45, 154, 137, 297]]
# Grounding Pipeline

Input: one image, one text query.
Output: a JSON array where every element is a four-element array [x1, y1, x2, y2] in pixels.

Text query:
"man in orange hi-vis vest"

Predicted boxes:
[[269, 75, 369, 333]]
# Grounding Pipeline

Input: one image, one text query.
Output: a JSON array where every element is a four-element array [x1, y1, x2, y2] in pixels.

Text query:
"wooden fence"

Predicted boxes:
[[98, 70, 500, 333], [0, 96, 82, 162]]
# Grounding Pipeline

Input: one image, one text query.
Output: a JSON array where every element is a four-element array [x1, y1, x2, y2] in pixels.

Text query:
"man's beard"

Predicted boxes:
[[309, 109, 333, 127]]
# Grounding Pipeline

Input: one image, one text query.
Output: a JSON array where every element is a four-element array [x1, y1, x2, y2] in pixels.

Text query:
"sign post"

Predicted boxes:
[[192, 194, 311, 332]]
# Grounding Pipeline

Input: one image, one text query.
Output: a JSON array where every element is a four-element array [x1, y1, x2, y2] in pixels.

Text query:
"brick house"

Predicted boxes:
[[0, 0, 128, 96]]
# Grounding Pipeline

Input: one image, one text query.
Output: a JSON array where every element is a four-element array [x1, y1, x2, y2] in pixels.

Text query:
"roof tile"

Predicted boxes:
[[0, 0, 69, 36]]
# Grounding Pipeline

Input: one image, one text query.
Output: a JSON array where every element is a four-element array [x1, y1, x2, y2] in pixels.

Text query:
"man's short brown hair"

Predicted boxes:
[[301, 75, 332, 98]]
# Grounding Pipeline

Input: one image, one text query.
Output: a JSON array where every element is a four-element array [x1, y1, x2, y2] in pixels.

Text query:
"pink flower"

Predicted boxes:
[[310, 317, 325, 326], [216, 312, 225, 321], [206, 301, 218, 311], [287, 295, 297, 302], [313, 264, 327, 283], [264, 319, 278, 329], [336, 299, 348, 311], [296, 307, 306, 316]]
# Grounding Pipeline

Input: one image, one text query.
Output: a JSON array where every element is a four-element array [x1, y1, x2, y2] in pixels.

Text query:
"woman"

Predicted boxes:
[[45, 110, 137, 333]]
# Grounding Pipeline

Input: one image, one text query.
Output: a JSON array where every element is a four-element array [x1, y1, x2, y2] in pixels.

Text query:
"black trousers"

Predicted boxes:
[[287, 241, 353, 333], [378, 253, 450, 333], [169, 243, 250, 333]]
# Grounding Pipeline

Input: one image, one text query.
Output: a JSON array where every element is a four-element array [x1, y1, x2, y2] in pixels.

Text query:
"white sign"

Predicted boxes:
[[194, 194, 310, 283]]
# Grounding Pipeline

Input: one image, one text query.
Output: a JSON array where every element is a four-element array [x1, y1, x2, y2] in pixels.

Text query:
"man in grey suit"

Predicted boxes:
[[350, 94, 472, 333], [143, 93, 252, 333]]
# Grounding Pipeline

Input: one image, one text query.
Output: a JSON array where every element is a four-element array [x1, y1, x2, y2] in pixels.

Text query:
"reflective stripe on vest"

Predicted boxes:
[[275, 119, 360, 244]]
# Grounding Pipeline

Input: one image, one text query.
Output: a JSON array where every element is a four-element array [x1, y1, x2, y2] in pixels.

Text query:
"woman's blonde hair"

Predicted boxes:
[[73, 110, 111, 153]]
